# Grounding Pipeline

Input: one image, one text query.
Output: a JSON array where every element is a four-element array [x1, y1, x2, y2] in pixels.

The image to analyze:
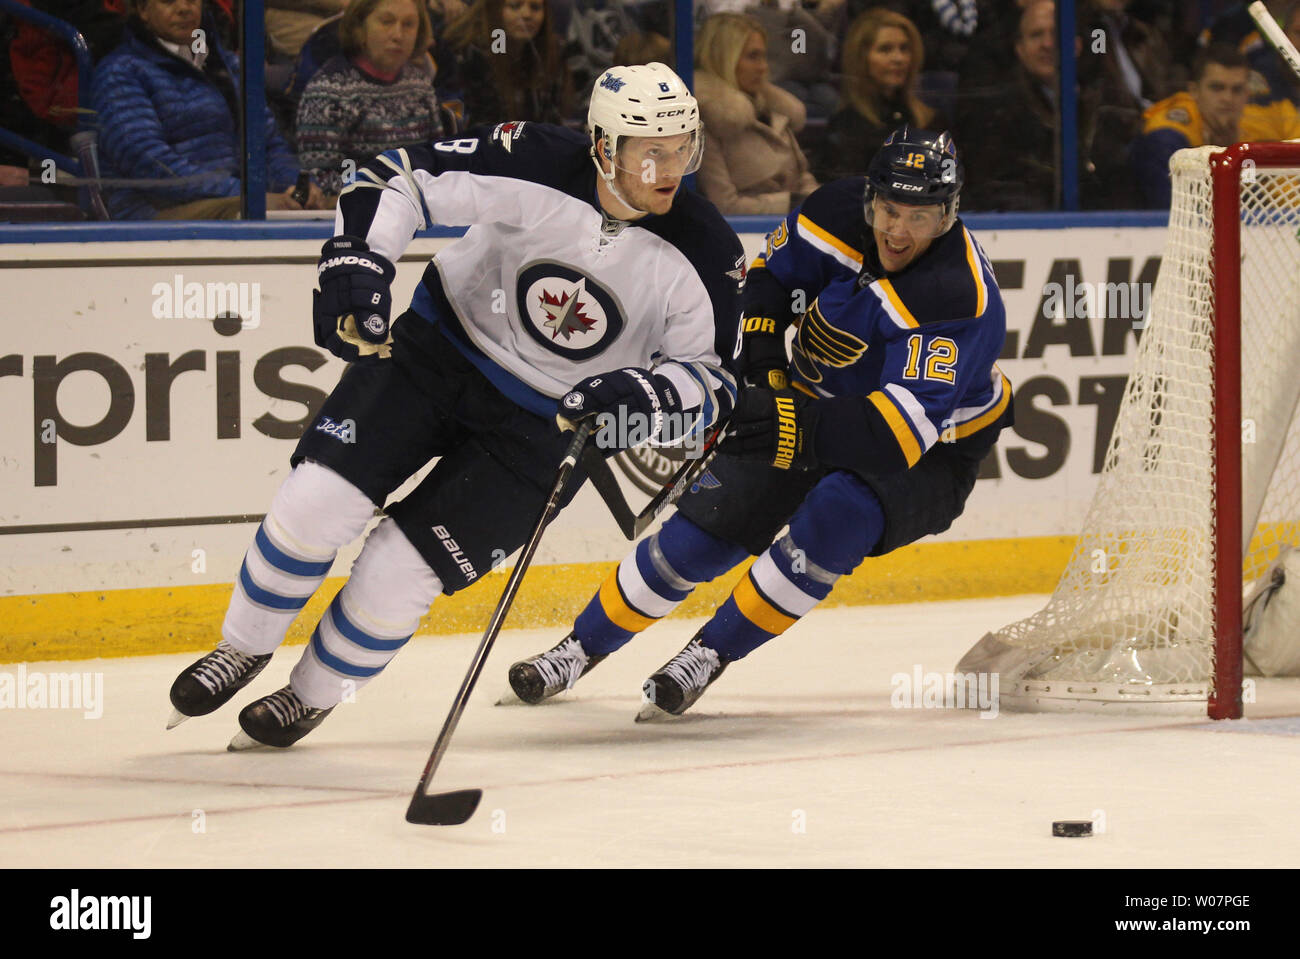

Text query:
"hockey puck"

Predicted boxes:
[[1052, 820, 1093, 837], [212, 312, 243, 336]]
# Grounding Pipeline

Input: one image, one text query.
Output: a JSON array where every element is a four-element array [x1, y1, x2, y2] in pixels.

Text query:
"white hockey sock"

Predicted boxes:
[[291, 518, 443, 709], [222, 461, 377, 656]]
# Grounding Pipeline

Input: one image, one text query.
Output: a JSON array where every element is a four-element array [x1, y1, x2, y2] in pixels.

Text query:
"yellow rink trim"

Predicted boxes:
[[0, 535, 1078, 664]]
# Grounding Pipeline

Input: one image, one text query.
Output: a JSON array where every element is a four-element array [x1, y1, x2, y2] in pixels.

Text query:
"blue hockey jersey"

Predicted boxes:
[[744, 177, 1012, 475]]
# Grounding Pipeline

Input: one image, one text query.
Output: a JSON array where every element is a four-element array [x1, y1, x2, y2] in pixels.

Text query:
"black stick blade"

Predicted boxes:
[[405, 788, 483, 826]]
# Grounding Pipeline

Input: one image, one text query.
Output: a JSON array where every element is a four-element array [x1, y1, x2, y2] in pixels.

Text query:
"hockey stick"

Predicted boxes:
[[1250, 2, 1300, 81], [404, 421, 592, 826], [581, 426, 726, 540]]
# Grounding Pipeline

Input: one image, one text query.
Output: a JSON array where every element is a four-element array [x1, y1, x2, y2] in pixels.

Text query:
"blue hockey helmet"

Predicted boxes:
[[864, 126, 964, 237]]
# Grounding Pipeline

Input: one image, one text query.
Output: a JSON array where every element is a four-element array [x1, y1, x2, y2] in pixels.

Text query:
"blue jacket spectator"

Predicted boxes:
[[92, 5, 305, 219]]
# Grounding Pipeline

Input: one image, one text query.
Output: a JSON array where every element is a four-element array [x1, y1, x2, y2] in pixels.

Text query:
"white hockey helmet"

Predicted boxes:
[[587, 62, 702, 182]]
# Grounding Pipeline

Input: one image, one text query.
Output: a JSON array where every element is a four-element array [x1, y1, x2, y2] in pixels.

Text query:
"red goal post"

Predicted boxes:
[[962, 141, 1300, 719]]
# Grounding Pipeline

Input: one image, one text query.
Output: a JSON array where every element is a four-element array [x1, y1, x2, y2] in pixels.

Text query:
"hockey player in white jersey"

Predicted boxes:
[[165, 62, 742, 749]]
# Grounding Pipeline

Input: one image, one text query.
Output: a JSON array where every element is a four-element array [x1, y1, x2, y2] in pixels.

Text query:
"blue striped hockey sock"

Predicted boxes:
[[575, 516, 747, 656]]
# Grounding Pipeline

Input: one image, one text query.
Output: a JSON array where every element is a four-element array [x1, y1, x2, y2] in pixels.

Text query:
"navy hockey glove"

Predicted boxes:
[[313, 235, 396, 361], [736, 316, 789, 390], [558, 368, 683, 449], [726, 386, 820, 470]]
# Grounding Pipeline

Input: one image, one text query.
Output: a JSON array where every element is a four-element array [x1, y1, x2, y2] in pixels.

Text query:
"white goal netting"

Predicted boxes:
[[961, 144, 1300, 714]]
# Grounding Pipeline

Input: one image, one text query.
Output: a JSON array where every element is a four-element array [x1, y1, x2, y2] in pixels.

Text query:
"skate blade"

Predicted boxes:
[[165, 708, 191, 730], [634, 700, 675, 723], [226, 730, 268, 752], [495, 686, 525, 706]]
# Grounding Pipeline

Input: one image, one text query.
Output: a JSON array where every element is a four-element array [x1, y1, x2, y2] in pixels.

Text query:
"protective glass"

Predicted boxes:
[[610, 131, 704, 181]]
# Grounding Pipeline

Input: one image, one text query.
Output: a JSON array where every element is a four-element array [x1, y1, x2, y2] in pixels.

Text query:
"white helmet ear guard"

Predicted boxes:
[[588, 62, 702, 183]]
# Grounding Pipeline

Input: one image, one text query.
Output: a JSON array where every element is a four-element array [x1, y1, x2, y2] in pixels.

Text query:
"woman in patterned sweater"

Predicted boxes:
[[296, 0, 448, 201]]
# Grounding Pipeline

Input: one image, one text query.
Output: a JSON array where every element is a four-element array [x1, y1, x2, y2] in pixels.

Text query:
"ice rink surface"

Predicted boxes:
[[4, 594, 1300, 869]]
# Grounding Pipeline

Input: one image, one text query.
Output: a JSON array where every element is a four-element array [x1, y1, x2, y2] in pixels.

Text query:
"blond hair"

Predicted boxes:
[[694, 12, 766, 94], [841, 8, 933, 128]]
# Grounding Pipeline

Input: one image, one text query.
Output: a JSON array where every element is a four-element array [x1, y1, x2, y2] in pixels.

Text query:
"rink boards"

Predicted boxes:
[[0, 215, 1168, 660]]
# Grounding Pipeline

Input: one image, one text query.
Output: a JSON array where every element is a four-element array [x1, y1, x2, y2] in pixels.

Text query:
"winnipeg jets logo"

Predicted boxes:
[[516, 261, 625, 359], [538, 287, 597, 340]]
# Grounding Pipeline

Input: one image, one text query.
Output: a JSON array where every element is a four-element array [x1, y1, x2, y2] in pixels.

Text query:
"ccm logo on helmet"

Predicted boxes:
[[892, 182, 924, 192], [656, 109, 687, 118]]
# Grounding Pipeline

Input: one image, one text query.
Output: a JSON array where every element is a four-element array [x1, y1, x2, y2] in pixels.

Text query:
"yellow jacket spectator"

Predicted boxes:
[[1141, 92, 1300, 147], [1132, 43, 1300, 207]]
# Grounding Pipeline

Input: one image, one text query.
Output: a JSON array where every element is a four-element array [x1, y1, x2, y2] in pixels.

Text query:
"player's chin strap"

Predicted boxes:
[[591, 145, 649, 218]]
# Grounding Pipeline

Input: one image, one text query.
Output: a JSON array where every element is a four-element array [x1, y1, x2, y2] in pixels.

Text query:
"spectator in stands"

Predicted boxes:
[[434, 0, 570, 127], [296, 0, 447, 201], [693, 12, 818, 214], [6, 1, 126, 138], [92, 0, 322, 218], [1076, 0, 1181, 197], [1131, 0, 1203, 77], [1132, 43, 1300, 207], [426, 0, 468, 34], [266, 1, 349, 60], [742, 0, 842, 118], [814, 7, 939, 184], [848, 0, 977, 70], [958, 0, 1103, 210], [1, 0, 127, 191], [1080, 0, 1180, 110], [958, 0, 1043, 93]]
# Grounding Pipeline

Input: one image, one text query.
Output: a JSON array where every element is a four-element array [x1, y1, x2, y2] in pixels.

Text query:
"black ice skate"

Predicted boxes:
[[167, 639, 272, 729], [228, 685, 335, 750], [636, 632, 729, 722], [504, 633, 607, 704]]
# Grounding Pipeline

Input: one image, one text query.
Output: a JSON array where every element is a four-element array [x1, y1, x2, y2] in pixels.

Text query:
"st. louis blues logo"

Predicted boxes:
[[690, 470, 721, 494], [516, 261, 624, 359]]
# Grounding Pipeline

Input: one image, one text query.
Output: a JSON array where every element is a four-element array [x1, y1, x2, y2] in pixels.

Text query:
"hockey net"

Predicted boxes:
[[960, 142, 1300, 718]]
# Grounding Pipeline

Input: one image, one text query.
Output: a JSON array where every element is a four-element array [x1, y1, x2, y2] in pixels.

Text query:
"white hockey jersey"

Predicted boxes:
[[335, 122, 743, 433]]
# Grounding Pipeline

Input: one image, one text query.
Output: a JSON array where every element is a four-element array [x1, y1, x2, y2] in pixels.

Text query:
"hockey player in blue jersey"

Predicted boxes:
[[508, 127, 1014, 719], [165, 62, 742, 748]]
